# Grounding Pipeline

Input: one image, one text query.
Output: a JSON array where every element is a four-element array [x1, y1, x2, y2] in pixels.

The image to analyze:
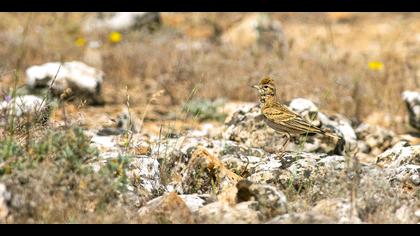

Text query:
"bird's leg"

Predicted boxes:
[[276, 132, 291, 158]]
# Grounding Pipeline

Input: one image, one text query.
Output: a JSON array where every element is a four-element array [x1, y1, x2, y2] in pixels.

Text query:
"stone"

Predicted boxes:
[[393, 164, 420, 186], [288, 98, 355, 154], [376, 141, 420, 168], [402, 91, 420, 130], [90, 135, 118, 152], [220, 154, 262, 177], [0, 95, 49, 126], [0, 183, 11, 223], [137, 192, 195, 224], [376, 142, 420, 189], [97, 109, 140, 136], [244, 152, 346, 191], [83, 12, 161, 32], [235, 180, 288, 219], [178, 194, 214, 212], [414, 209, 420, 219], [312, 198, 362, 223], [267, 212, 335, 224], [196, 201, 261, 224], [126, 156, 164, 199], [356, 123, 399, 156], [223, 102, 344, 155], [223, 104, 291, 153], [289, 98, 321, 127], [26, 61, 105, 105], [179, 147, 242, 195], [395, 205, 414, 223]]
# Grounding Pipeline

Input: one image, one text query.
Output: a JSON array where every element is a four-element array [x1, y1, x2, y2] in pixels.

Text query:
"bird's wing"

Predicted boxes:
[[262, 106, 297, 122], [263, 103, 324, 134]]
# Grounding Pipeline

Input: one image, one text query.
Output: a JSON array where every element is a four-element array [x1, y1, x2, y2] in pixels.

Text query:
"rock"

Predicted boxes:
[[286, 154, 346, 188], [26, 61, 105, 105], [0, 95, 50, 126], [83, 12, 161, 32], [97, 109, 140, 136], [186, 123, 224, 139], [221, 13, 287, 58], [400, 133, 420, 146], [415, 209, 420, 219], [153, 136, 218, 188], [411, 172, 420, 186], [319, 113, 356, 141], [395, 205, 414, 223], [289, 98, 320, 126], [90, 135, 118, 152], [247, 156, 284, 185], [133, 141, 152, 156], [402, 91, 420, 131], [196, 201, 261, 224], [178, 194, 214, 213], [376, 142, 420, 188], [235, 180, 288, 219], [231, 151, 346, 191], [376, 141, 419, 168], [137, 192, 195, 224], [220, 154, 262, 177], [179, 148, 242, 194], [393, 164, 420, 186], [356, 123, 399, 156], [365, 111, 404, 130], [289, 98, 356, 149], [312, 198, 362, 223], [223, 102, 343, 155], [267, 212, 335, 224], [126, 156, 165, 199], [223, 104, 291, 153], [0, 183, 11, 223], [222, 102, 255, 124], [87, 142, 164, 202]]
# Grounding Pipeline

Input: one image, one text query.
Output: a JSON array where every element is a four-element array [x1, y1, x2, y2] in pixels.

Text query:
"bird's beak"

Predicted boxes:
[[250, 85, 259, 90]]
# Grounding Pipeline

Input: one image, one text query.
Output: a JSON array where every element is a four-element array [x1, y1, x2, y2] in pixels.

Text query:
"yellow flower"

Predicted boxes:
[[109, 31, 122, 43], [368, 61, 384, 71], [75, 37, 87, 47]]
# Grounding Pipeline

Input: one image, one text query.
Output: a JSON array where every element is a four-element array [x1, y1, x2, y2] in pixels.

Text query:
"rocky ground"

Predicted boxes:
[[0, 12, 419, 224], [3, 95, 419, 223], [89, 101, 420, 223]]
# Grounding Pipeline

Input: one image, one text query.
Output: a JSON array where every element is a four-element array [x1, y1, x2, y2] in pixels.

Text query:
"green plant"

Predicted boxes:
[[183, 98, 226, 122]]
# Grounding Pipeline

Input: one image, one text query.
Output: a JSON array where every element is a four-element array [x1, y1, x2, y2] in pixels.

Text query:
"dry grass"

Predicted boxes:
[[0, 13, 418, 133], [0, 13, 419, 223]]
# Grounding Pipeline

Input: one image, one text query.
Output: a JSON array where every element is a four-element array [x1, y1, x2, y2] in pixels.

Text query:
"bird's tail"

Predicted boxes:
[[324, 131, 340, 139], [318, 127, 340, 140], [320, 127, 346, 155]]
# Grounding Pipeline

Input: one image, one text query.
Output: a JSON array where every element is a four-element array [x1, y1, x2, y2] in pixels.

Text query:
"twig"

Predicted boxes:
[[240, 155, 250, 177], [38, 64, 62, 114]]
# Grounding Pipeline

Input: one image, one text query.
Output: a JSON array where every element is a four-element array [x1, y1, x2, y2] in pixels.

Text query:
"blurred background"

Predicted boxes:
[[0, 12, 419, 134]]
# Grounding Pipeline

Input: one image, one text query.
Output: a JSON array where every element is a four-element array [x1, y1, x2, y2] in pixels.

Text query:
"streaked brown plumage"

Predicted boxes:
[[252, 77, 337, 152]]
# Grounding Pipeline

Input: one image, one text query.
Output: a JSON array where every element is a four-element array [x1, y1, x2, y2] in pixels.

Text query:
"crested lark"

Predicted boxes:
[[252, 77, 338, 154]]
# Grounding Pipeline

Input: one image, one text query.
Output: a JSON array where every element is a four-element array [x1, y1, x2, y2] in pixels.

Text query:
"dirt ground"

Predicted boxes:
[[0, 13, 419, 135]]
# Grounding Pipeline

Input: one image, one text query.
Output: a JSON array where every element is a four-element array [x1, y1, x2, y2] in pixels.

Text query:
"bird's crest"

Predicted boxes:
[[259, 77, 274, 86]]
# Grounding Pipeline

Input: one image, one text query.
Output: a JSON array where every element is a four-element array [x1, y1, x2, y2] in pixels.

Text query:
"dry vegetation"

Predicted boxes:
[[0, 13, 419, 223], [1, 13, 419, 129]]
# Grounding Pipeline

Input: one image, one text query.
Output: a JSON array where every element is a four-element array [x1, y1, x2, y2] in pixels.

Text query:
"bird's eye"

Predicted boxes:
[[263, 85, 268, 89]]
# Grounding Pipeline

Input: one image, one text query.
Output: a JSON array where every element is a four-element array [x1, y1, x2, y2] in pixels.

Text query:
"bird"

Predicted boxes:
[[251, 77, 339, 155]]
